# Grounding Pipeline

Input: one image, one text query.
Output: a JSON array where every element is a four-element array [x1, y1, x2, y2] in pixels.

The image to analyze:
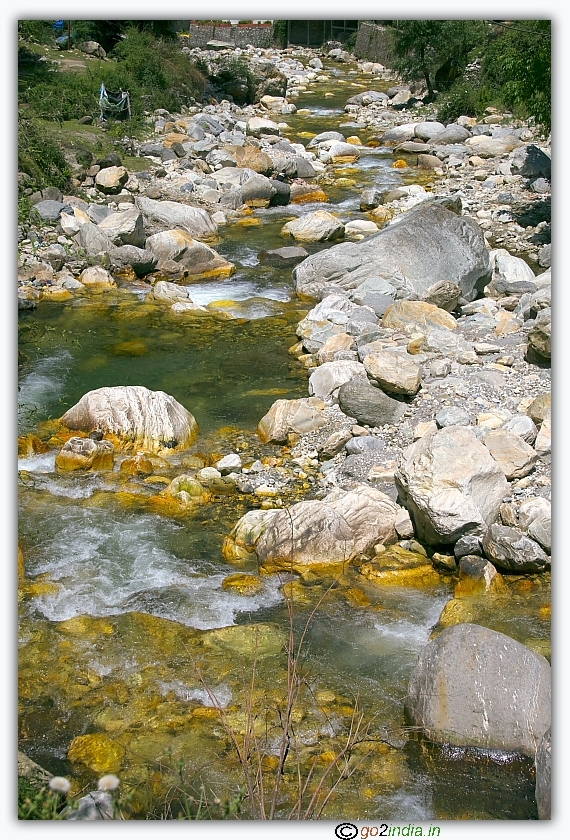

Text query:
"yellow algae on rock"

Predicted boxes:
[[18, 434, 49, 458], [119, 453, 155, 476], [434, 598, 475, 631], [56, 616, 115, 638], [110, 339, 148, 356], [67, 733, 125, 773], [392, 159, 408, 168], [344, 587, 371, 608], [55, 437, 115, 473], [359, 546, 441, 587], [18, 546, 25, 579], [202, 624, 286, 659], [222, 573, 264, 596]]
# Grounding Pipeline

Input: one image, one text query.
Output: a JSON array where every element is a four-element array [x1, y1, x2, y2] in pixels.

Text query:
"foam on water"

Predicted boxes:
[[24, 504, 283, 629], [187, 277, 291, 306], [159, 681, 232, 708], [18, 452, 57, 473]]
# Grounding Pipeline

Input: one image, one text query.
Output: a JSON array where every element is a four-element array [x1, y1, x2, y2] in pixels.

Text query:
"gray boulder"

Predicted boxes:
[[32, 200, 69, 222], [395, 426, 509, 545], [482, 524, 550, 572], [511, 145, 551, 180], [293, 202, 491, 302], [97, 209, 146, 248], [535, 727, 551, 819], [135, 196, 217, 239], [258, 246, 309, 266], [338, 378, 406, 428], [107, 245, 157, 277], [405, 623, 551, 756]]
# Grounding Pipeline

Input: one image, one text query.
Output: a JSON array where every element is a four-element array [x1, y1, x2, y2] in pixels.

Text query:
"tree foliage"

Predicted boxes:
[[481, 20, 551, 131], [390, 20, 487, 98]]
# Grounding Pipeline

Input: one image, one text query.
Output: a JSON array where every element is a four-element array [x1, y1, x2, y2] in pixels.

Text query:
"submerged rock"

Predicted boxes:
[[60, 386, 199, 453], [405, 623, 551, 756]]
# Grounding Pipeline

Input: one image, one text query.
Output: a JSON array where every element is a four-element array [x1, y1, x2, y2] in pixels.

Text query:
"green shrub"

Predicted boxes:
[[436, 80, 492, 123], [18, 112, 71, 193]]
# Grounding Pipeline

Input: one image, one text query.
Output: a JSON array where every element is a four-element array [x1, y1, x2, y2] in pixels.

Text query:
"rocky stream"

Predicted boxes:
[[18, 43, 551, 820]]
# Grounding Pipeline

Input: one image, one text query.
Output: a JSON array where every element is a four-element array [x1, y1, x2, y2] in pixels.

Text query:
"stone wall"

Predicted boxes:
[[180, 23, 274, 49], [354, 21, 396, 66]]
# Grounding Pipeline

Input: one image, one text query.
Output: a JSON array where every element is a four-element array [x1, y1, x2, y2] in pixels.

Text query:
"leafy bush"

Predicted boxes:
[[436, 80, 493, 123], [18, 112, 71, 192]]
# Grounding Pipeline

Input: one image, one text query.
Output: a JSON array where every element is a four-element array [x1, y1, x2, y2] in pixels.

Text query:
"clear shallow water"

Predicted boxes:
[[17, 63, 542, 820]]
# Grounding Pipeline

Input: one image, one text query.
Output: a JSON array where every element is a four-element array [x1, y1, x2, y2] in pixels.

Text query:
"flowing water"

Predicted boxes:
[[18, 63, 547, 820]]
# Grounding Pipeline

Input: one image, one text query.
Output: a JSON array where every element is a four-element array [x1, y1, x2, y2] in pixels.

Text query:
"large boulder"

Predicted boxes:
[[363, 349, 422, 396], [145, 229, 234, 280], [293, 201, 491, 301], [97, 209, 146, 248], [395, 426, 509, 545], [535, 727, 551, 820], [253, 485, 399, 573], [405, 623, 551, 756], [60, 386, 199, 453], [135, 196, 217, 240], [464, 135, 524, 157], [282, 210, 345, 243], [95, 166, 128, 194]]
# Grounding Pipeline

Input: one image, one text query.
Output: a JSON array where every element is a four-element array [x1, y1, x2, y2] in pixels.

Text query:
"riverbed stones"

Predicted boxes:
[[55, 437, 115, 472], [405, 623, 551, 756], [308, 360, 366, 403], [395, 426, 509, 545], [97, 208, 145, 248], [256, 397, 327, 444], [135, 196, 217, 240], [145, 229, 234, 279], [338, 378, 406, 428], [67, 733, 125, 773], [482, 524, 550, 572], [363, 349, 422, 396], [281, 210, 345, 242], [95, 166, 128, 194], [293, 202, 491, 302], [60, 385, 199, 453], [482, 429, 538, 479]]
